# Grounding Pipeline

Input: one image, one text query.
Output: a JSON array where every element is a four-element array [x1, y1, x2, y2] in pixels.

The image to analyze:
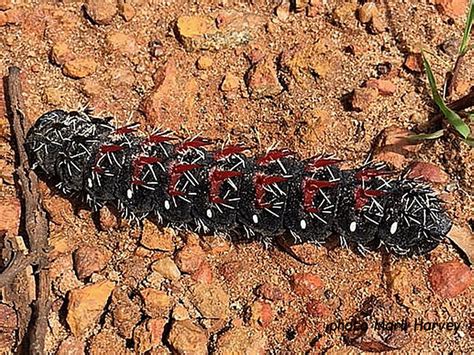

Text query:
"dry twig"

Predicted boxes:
[[1, 66, 51, 354]]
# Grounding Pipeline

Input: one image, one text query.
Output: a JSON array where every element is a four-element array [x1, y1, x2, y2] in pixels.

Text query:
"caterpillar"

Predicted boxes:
[[25, 109, 452, 256]]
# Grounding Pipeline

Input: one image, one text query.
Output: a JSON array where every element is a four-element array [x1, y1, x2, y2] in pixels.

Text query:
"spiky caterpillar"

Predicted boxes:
[[26, 109, 452, 256]]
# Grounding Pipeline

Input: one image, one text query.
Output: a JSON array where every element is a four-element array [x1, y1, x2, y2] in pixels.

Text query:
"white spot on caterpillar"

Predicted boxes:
[[87, 178, 93, 188], [127, 189, 133, 199], [252, 214, 259, 224], [390, 221, 398, 234], [350, 221, 357, 232], [164, 200, 170, 210], [300, 219, 307, 230], [206, 209, 213, 218]]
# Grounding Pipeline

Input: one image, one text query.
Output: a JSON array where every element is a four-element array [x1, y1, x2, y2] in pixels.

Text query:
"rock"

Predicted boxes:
[[0, 8, 20, 27], [307, 0, 324, 17], [290, 272, 324, 297], [256, 283, 286, 301], [98, 205, 120, 230], [51, 256, 84, 296], [175, 11, 264, 52], [88, 329, 127, 355], [220, 74, 240, 92], [275, 1, 290, 21], [200, 235, 231, 255], [190, 281, 229, 319], [149, 39, 165, 58], [56, 337, 85, 355], [175, 243, 205, 274], [370, 11, 386, 33], [63, 57, 98, 79], [168, 320, 208, 355], [172, 304, 190, 321], [196, 55, 213, 70], [175, 15, 215, 51], [373, 126, 421, 169], [428, 261, 473, 298], [84, 0, 117, 25], [407, 162, 449, 184], [332, 0, 358, 27], [279, 41, 335, 87], [66, 280, 115, 336], [293, 0, 308, 12], [151, 257, 181, 281], [141, 61, 197, 127], [358, 2, 377, 23], [404, 53, 423, 73], [118, 1, 135, 21], [0, 196, 20, 236], [366, 78, 396, 96], [249, 301, 273, 328], [216, 326, 266, 354], [107, 32, 139, 55], [305, 300, 330, 318], [0, 160, 14, 185], [350, 87, 378, 111], [50, 41, 74, 66], [111, 288, 142, 339], [245, 59, 283, 99], [141, 288, 172, 318], [73, 245, 112, 280], [0, 303, 17, 350], [435, 0, 468, 18], [191, 260, 213, 284], [0, 0, 12, 11], [133, 318, 166, 353], [141, 222, 177, 251]]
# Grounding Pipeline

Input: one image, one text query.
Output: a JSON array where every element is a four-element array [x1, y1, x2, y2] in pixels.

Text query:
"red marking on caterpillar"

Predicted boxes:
[[167, 163, 202, 196], [131, 156, 161, 186], [213, 145, 246, 161], [209, 168, 242, 204], [257, 149, 293, 166], [114, 123, 139, 135], [302, 178, 338, 213], [100, 144, 124, 153], [254, 174, 288, 208], [144, 134, 176, 145], [305, 157, 341, 171], [175, 138, 211, 152], [354, 188, 386, 210]]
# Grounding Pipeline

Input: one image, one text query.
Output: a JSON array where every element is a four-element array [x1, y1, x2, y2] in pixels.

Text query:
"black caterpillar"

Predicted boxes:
[[26, 109, 452, 256]]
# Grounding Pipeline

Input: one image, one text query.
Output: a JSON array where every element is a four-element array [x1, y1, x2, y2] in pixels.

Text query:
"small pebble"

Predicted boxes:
[[63, 57, 98, 79], [149, 39, 165, 58], [276, 1, 290, 21], [151, 257, 181, 281], [220, 73, 240, 92], [168, 320, 208, 355], [404, 53, 423, 73], [290, 272, 324, 297], [429, 261, 473, 298], [84, 0, 117, 25], [196, 55, 213, 70]]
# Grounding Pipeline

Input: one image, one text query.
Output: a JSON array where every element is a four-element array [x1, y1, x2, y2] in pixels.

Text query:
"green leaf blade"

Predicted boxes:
[[407, 129, 446, 141], [422, 53, 471, 139]]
